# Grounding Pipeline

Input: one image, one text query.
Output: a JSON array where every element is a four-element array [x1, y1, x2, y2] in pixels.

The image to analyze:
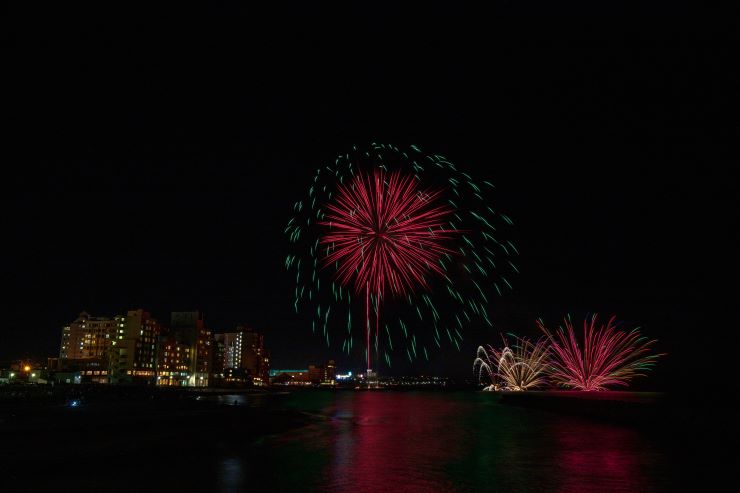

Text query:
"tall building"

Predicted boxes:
[[235, 326, 261, 370], [63, 311, 118, 360], [170, 311, 211, 386], [57, 311, 117, 383], [157, 335, 191, 386], [109, 309, 161, 384], [222, 332, 239, 369], [211, 333, 226, 382], [218, 326, 270, 386], [325, 360, 336, 382], [59, 325, 71, 359], [307, 364, 323, 384], [307, 360, 337, 385]]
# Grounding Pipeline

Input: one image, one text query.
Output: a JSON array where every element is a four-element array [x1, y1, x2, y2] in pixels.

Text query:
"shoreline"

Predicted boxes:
[[1, 385, 678, 429], [1, 390, 316, 476]]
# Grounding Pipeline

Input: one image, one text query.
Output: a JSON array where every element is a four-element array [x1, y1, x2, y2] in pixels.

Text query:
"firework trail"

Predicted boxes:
[[538, 314, 663, 391], [285, 144, 518, 370], [473, 345, 499, 390], [474, 336, 550, 391]]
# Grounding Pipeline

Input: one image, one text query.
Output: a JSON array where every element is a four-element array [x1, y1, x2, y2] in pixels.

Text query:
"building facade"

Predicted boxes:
[[218, 326, 269, 386], [53, 310, 273, 388], [59, 325, 71, 359], [62, 311, 118, 361], [308, 360, 336, 385], [211, 333, 227, 384], [157, 335, 192, 386], [109, 309, 161, 384], [170, 311, 211, 386], [269, 369, 310, 385], [57, 311, 118, 383], [221, 332, 239, 369]]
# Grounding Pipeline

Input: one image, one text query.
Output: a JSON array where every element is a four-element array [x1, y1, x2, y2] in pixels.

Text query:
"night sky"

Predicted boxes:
[[5, 3, 736, 391]]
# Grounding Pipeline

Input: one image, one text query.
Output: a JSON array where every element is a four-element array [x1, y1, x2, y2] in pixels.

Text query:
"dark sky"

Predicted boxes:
[[4, 2, 736, 390]]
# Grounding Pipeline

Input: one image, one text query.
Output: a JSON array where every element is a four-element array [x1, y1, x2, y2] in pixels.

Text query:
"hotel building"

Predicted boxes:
[[57, 311, 118, 383], [109, 309, 161, 384], [170, 311, 212, 386], [219, 326, 270, 386]]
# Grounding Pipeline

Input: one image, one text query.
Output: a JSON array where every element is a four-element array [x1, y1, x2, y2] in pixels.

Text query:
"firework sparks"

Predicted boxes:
[[320, 170, 457, 299], [538, 314, 663, 391], [474, 336, 550, 391], [320, 170, 458, 372], [285, 144, 518, 370], [473, 345, 499, 390]]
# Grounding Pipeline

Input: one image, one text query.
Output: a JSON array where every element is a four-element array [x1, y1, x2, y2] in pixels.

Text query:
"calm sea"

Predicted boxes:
[[1, 390, 676, 492], [206, 390, 674, 492]]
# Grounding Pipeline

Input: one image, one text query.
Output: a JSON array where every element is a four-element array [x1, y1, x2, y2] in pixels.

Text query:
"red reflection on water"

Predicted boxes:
[[327, 392, 464, 493], [551, 417, 648, 493]]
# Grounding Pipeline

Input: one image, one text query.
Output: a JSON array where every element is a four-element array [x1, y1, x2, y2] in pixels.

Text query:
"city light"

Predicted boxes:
[[23, 365, 31, 372]]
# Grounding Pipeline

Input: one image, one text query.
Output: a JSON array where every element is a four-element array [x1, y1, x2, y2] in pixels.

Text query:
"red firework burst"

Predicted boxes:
[[539, 315, 663, 391], [320, 170, 458, 299]]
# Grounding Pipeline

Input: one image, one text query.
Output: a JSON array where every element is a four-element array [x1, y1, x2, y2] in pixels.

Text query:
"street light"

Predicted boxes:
[[23, 365, 31, 372]]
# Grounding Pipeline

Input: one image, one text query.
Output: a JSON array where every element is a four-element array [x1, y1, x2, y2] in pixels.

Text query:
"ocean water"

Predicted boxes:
[[209, 391, 675, 492], [0, 390, 676, 492]]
